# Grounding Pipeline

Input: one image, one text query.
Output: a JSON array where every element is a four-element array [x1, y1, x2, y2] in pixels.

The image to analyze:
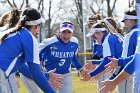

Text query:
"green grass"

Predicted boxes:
[[18, 73, 117, 93]]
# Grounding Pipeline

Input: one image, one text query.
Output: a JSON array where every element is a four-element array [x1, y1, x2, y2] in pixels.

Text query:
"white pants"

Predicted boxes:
[[117, 75, 133, 93], [97, 72, 110, 93], [21, 74, 40, 93], [0, 69, 19, 93], [59, 73, 72, 93]]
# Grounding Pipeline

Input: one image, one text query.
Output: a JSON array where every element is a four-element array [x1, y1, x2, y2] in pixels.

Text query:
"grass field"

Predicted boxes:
[[18, 73, 117, 93]]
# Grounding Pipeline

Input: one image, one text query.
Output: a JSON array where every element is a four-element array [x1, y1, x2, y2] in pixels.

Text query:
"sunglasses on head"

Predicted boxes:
[[60, 23, 74, 29]]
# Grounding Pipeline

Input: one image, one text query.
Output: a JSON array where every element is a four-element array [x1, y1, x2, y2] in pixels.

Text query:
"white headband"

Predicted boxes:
[[104, 19, 115, 30], [25, 18, 45, 25], [86, 28, 106, 37], [124, 14, 139, 19]]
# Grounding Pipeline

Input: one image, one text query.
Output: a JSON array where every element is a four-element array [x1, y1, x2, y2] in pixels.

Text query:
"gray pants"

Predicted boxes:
[[117, 75, 133, 93], [21, 74, 40, 93], [0, 69, 18, 93], [97, 72, 110, 93], [59, 73, 72, 93]]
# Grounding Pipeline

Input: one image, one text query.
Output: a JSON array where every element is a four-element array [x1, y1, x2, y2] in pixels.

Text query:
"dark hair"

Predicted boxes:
[[88, 14, 102, 21], [0, 12, 10, 27], [8, 8, 21, 28], [124, 7, 137, 22], [1, 8, 41, 42], [124, 7, 137, 16], [87, 14, 102, 29], [103, 17, 124, 36]]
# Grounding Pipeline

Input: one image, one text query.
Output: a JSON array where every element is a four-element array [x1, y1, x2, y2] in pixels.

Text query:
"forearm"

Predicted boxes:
[[113, 71, 131, 85], [18, 63, 33, 79], [27, 62, 56, 93], [90, 56, 111, 77], [72, 55, 82, 70]]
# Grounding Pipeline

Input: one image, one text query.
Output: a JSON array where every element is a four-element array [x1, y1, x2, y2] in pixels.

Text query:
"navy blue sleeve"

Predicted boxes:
[[72, 55, 83, 70], [18, 63, 33, 79], [27, 62, 56, 93], [118, 56, 134, 66], [92, 60, 102, 64], [90, 56, 112, 77]]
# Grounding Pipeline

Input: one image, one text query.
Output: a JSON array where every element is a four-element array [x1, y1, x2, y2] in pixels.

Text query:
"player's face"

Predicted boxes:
[[30, 24, 41, 38], [88, 23, 94, 29], [124, 19, 135, 32], [92, 32, 103, 44], [60, 30, 73, 43]]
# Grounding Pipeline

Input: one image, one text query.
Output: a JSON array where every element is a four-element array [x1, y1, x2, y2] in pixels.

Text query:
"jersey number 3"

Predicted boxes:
[[59, 59, 66, 66]]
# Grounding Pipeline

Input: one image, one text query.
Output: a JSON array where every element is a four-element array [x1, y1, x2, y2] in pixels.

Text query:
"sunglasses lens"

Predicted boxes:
[[60, 23, 74, 29]]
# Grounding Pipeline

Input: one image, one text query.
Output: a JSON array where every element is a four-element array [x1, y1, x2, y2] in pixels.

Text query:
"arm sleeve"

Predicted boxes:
[[72, 55, 83, 70], [90, 56, 112, 77], [92, 60, 102, 64], [18, 63, 33, 79], [118, 56, 134, 66], [27, 62, 56, 93], [124, 53, 140, 75]]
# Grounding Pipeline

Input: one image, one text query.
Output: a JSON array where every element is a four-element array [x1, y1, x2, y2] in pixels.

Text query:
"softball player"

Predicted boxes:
[[83, 22, 123, 93], [0, 8, 57, 93], [84, 14, 104, 91], [0, 9, 21, 93], [101, 7, 140, 93], [39, 21, 88, 93], [0, 9, 41, 93]]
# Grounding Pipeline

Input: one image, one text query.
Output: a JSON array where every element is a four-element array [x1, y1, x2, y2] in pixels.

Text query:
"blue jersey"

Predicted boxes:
[[0, 28, 56, 93], [92, 40, 103, 59], [122, 25, 140, 57], [118, 27, 140, 66], [119, 37, 140, 75], [0, 28, 39, 76], [90, 32, 123, 76], [39, 36, 82, 74]]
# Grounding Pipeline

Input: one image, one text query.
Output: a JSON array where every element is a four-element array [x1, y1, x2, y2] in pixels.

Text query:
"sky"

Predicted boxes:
[[0, 0, 130, 22]]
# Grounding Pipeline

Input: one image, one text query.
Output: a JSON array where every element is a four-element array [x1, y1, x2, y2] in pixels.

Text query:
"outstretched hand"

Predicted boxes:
[[99, 79, 116, 93], [79, 68, 92, 81], [84, 60, 96, 71], [48, 69, 64, 90], [104, 57, 118, 73]]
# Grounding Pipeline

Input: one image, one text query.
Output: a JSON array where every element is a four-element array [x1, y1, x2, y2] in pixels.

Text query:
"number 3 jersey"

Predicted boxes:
[[39, 36, 82, 74]]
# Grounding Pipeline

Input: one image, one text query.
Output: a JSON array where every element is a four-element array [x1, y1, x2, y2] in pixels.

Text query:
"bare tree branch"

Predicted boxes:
[[13, 0, 18, 8], [7, 0, 13, 8], [111, 0, 117, 14], [90, 5, 96, 14], [25, 0, 29, 8], [19, 0, 25, 9]]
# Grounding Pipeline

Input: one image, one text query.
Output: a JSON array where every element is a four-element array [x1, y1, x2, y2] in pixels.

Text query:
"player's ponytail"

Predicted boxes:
[[1, 15, 27, 43], [103, 17, 124, 42], [1, 8, 43, 43]]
